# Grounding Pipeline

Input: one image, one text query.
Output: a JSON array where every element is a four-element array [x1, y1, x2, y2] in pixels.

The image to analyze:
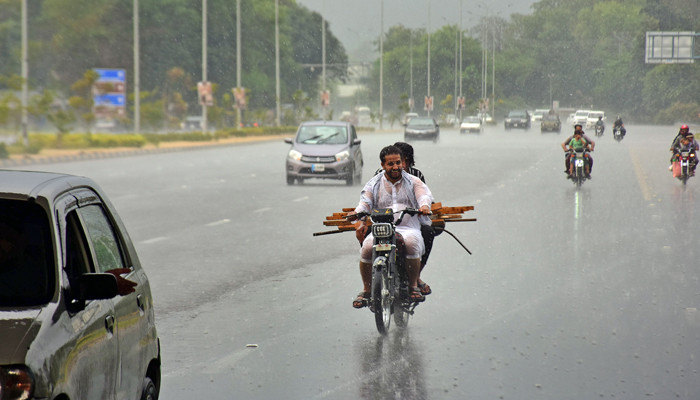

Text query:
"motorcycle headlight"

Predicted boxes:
[[0, 365, 35, 400], [372, 223, 393, 238], [288, 149, 302, 161], [335, 150, 349, 162]]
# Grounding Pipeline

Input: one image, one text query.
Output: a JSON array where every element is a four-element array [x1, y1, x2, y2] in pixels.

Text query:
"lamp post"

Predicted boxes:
[[133, 0, 140, 134], [201, 0, 207, 133], [379, 0, 384, 129], [21, 0, 28, 144], [237, 0, 243, 127], [275, 0, 280, 126], [427, 0, 431, 116]]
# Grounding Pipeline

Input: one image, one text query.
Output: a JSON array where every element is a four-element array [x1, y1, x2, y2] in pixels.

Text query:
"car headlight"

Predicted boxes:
[[335, 150, 349, 162], [0, 365, 35, 400], [288, 149, 302, 161]]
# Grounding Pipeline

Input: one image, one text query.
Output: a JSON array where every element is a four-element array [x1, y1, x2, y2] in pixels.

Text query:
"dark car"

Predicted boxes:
[[0, 170, 161, 400], [404, 117, 440, 142], [284, 120, 363, 185], [504, 110, 531, 130], [540, 113, 562, 133]]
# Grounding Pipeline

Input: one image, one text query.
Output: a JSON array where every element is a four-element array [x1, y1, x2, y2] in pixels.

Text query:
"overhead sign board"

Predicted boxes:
[[645, 32, 697, 64]]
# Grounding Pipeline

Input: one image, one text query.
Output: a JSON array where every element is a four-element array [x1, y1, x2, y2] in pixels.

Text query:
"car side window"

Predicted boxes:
[[77, 205, 126, 273]]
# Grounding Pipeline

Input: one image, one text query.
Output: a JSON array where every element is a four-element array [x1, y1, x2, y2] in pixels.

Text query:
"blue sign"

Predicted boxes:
[[94, 94, 125, 107], [94, 68, 126, 82]]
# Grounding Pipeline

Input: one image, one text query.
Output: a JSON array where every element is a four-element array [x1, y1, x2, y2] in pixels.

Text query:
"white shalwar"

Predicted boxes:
[[354, 171, 433, 263]]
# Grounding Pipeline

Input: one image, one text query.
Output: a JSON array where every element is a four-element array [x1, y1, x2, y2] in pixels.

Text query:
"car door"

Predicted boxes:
[[71, 188, 151, 400], [58, 193, 118, 400], [350, 124, 363, 171]]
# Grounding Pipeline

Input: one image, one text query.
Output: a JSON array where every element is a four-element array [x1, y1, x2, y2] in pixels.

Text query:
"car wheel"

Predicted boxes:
[[286, 175, 295, 185], [140, 377, 157, 400]]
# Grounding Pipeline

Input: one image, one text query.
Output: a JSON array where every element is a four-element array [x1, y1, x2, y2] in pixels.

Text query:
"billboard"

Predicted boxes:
[[92, 68, 126, 119]]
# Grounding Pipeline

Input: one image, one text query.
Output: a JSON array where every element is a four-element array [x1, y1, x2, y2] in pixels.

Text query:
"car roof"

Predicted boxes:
[[299, 120, 350, 127], [0, 170, 95, 201]]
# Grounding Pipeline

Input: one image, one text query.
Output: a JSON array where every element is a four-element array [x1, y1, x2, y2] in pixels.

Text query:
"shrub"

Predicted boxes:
[[0, 143, 8, 159]]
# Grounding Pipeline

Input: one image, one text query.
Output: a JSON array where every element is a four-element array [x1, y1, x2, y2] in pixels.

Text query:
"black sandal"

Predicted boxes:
[[418, 282, 432, 296], [352, 291, 370, 309], [409, 287, 425, 302]]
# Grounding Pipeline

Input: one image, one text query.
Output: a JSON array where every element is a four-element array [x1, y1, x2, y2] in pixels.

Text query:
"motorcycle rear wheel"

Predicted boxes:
[[372, 260, 392, 335]]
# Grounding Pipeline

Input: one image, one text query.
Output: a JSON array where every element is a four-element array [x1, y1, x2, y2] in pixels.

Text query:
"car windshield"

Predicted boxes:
[[407, 118, 435, 127], [575, 111, 589, 117], [0, 199, 55, 307], [588, 112, 603, 119], [508, 111, 526, 117], [464, 117, 480, 123], [544, 114, 559, 121], [296, 125, 347, 144]]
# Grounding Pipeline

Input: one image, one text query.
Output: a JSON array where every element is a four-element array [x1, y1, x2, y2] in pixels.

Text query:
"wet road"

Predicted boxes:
[[16, 124, 700, 399]]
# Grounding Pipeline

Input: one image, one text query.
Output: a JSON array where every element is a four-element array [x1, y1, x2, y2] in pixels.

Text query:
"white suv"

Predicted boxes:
[[586, 111, 605, 129]]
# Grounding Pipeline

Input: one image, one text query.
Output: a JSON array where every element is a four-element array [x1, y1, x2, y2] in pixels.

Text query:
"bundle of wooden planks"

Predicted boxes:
[[313, 202, 475, 236]]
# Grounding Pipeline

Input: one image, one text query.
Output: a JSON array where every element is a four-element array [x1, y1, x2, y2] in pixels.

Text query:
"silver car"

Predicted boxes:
[[285, 120, 363, 185], [0, 170, 161, 400]]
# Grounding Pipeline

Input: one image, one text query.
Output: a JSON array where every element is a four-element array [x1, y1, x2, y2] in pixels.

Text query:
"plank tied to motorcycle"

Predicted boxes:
[[312, 202, 476, 255]]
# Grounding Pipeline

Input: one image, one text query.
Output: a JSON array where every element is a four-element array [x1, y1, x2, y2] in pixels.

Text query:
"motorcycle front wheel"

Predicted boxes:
[[371, 258, 392, 335]]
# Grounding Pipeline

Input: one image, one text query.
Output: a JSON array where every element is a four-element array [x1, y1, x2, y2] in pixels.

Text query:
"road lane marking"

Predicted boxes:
[[628, 147, 654, 202], [253, 207, 272, 213], [141, 236, 168, 244], [293, 196, 309, 202], [206, 219, 231, 227]]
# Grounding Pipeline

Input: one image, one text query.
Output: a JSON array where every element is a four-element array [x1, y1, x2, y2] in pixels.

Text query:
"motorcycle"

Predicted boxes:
[[349, 208, 422, 334], [672, 147, 696, 185], [613, 126, 624, 142], [568, 148, 591, 187], [595, 124, 604, 137]]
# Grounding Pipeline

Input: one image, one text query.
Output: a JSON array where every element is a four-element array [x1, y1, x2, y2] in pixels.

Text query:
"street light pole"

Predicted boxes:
[[379, 0, 384, 128], [133, 0, 140, 134], [427, 0, 431, 116], [201, 0, 207, 133], [21, 0, 28, 144], [459, 0, 463, 120], [275, 0, 281, 126], [236, 0, 242, 127]]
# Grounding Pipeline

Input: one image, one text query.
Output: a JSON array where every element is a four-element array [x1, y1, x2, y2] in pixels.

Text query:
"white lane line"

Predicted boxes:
[[206, 219, 231, 227], [253, 207, 272, 213], [293, 196, 309, 202], [141, 237, 168, 244]]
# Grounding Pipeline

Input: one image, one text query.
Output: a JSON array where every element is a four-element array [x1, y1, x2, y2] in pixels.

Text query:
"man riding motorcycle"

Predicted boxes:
[[669, 124, 694, 170], [612, 116, 626, 137], [561, 124, 595, 178], [672, 132, 699, 176], [595, 116, 605, 134]]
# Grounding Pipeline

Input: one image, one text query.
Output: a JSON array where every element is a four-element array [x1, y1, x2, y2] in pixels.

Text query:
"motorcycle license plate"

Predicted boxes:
[[311, 164, 325, 172], [374, 243, 392, 252]]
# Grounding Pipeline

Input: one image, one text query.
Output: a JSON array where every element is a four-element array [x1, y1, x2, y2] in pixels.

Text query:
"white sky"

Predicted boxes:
[[295, 0, 536, 62]]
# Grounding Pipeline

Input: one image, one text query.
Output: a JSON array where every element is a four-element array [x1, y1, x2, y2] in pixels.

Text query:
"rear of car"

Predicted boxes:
[[285, 120, 363, 185], [0, 170, 161, 400], [504, 110, 531, 129], [404, 117, 440, 142], [541, 113, 562, 132]]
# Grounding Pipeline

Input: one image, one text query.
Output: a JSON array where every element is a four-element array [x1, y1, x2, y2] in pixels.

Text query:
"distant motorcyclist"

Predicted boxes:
[[561, 124, 595, 177], [564, 130, 592, 178], [595, 116, 605, 135], [612, 116, 626, 137], [669, 124, 693, 169]]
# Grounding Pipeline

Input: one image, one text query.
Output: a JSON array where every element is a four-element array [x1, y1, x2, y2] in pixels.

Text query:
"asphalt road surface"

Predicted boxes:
[[14, 123, 700, 399]]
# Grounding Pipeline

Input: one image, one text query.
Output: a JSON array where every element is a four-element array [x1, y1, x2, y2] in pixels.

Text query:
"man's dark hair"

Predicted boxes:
[[393, 142, 415, 167], [379, 145, 403, 163]]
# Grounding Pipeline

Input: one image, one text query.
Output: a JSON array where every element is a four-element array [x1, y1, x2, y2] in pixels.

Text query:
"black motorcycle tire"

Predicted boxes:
[[371, 256, 392, 335]]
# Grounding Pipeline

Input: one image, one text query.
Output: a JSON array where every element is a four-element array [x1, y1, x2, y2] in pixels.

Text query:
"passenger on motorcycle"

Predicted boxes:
[[373, 141, 433, 296], [673, 133, 699, 176], [613, 116, 626, 137], [669, 125, 694, 169], [561, 124, 595, 176], [351, 145, 433, 308], [565, 131, 592, 178]]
